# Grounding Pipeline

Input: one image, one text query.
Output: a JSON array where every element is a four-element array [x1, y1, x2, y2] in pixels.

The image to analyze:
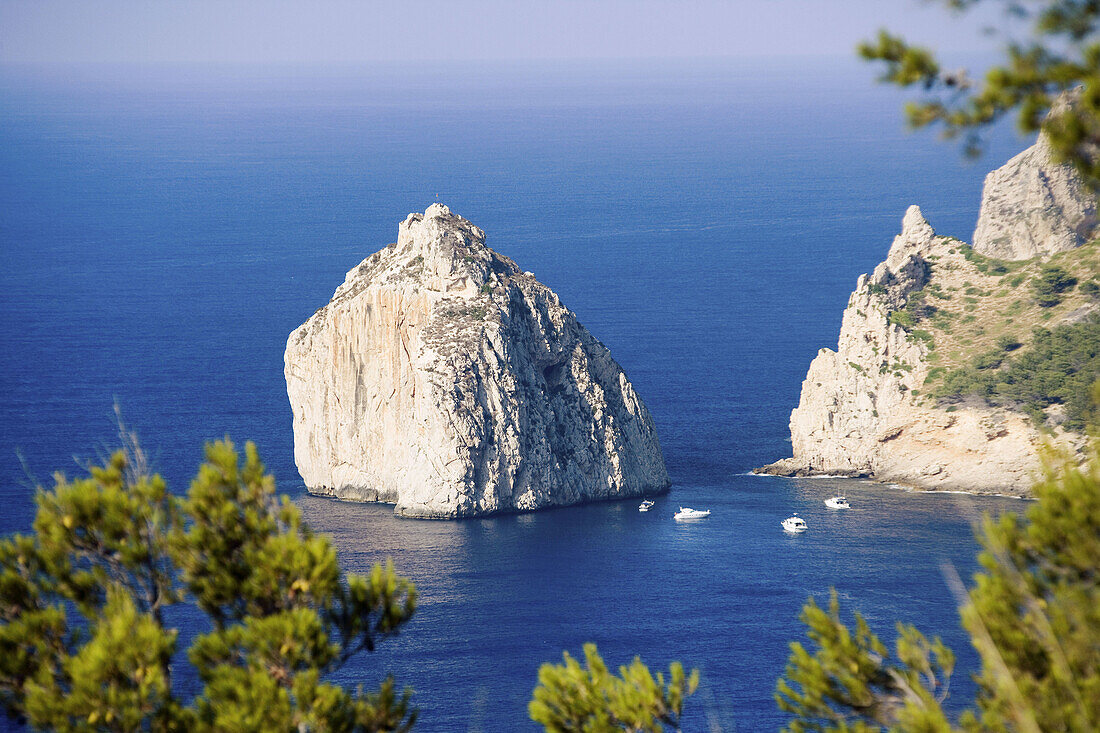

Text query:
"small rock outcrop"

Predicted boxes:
[[972, 135, 1097, 260], [285, 204, 670, 518], [759, 206, 1044, 495]]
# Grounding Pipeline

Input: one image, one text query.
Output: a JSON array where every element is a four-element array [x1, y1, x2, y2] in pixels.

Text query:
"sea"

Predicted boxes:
[[0, 57, 1032, 730]]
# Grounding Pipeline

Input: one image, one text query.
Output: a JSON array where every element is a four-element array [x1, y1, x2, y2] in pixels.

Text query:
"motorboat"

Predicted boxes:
[[639, 500, 655, 512], [674, 507, 711, 520], [782, 514, 807, 533], [824, 496, 850, 509]]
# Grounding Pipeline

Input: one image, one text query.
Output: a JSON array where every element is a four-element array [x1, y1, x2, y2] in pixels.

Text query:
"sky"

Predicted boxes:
[[1, 0, 1011, 66]]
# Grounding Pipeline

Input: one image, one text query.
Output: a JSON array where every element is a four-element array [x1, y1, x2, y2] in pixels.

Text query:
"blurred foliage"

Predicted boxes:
[[859, 0, 1100, 184], [777, 402, 1100, 731], [529, 643, 698, 732], [958, 426, 1100, 731], [775, 591, 955, 733], [0, 433, 416, 732]]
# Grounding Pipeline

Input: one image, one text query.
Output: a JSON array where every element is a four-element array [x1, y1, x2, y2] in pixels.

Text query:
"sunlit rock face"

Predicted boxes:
[[761, 126, 1100, 495], [285, 204, 670, 518], [972, 135, 1097, 260], [759, 206, 1043, 496]]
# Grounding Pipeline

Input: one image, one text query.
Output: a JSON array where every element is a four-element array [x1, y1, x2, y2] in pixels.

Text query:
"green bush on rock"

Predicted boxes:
[[1032, 264, 1078, 308], [934, 315, 1100, 432]]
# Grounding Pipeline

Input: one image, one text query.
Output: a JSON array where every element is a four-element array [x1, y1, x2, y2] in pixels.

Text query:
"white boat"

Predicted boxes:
[[824, 496, 850, 509], [782, 514, 807, 533], [639, 500, 655, 512], [674, 507, 711, 520]]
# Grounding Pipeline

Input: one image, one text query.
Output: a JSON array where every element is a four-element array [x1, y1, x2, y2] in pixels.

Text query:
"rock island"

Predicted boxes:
[[285, 204, 670, 517]]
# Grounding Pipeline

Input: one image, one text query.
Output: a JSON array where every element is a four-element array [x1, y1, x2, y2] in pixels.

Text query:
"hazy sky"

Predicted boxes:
[[1, 0, 1010, 66]]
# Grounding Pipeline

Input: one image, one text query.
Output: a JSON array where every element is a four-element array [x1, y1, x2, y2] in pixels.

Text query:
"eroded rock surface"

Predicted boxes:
[[972, 135, 1097, 260], [285, 204, 670, 518]]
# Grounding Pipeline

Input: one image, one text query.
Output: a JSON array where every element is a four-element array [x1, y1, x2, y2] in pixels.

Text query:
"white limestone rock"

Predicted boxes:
[[285, 204, 670, 518], [760, 206, 1044, 495], [765, 114, 1097, 494], [972, 135, 1097, 260]]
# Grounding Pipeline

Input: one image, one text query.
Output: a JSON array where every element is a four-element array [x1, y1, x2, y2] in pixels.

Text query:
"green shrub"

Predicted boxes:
[[531, 644, 697, 732], [0, 440, 418, 731], [909, 329, 934, 345], [889, 310, 914, 328], [974, 349, 1004, 370], [1032, 264, 1078, 307], [933, 315, 1100, 431]]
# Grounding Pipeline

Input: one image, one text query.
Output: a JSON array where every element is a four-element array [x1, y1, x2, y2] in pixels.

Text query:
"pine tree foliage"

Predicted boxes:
[[774, 591, 955, 733], [959, 436, 1100, 732], [0, 437, 417, 732], [777, 424, 1100, 733], [528, 642, 699, 732], [858, 0, 1100, 184]]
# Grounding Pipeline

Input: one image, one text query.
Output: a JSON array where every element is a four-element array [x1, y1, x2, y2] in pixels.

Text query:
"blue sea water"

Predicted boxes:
[[0, 58, 1031, 730]]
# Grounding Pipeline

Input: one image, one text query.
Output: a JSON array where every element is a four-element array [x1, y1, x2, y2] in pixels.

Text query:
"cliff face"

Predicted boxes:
[[761, 207, 1043, 495], [972, 136, 1097, 260], [284, 204, 670, 518], [761, 136, 1097, 496]]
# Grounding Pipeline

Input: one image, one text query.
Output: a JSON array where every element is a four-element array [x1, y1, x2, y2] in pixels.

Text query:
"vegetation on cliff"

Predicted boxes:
[[879, 238, 1100, 431], [935, 315, 1100, 431]]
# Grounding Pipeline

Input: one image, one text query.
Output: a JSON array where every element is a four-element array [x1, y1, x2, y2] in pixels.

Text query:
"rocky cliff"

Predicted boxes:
[[761, 138, 1098, 496], [972, 135, 1098, 260], [285, 204, 670, 518]]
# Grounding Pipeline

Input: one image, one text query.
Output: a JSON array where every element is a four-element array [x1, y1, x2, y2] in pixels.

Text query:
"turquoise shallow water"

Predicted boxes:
[[0, 58, 1029, 729]]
